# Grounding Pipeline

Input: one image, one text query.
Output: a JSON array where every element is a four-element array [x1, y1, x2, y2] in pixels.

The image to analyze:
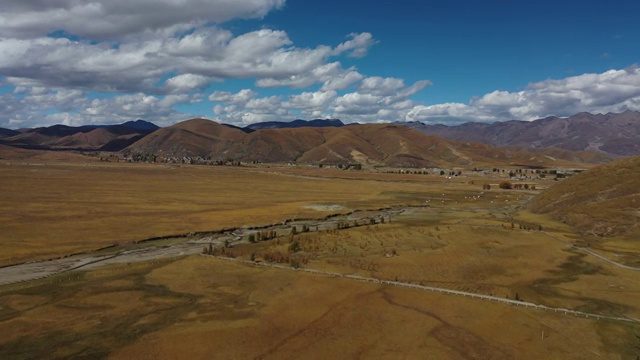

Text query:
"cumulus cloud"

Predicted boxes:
[[164, 74, 213, 93], [0, 27, 337, 94], [358, 77, 405, 96], [212, 100, 290, 125], [209, 89, 258, 104], [256, 62, 362, 90], [0, 1, 376, 104], [406, 67, 640, 124], [0, 0, 286, 40], [332, 33, 378, 58], [245, 96, 283, 112], [4, 1, 638, 130], [0, 0, 393, 128], [330, 78, 430, 122], [206, 74, 433, 126], [320, 69, 364, 91], [357, 77, 431, 97], [211, 90, 340, 125], [113, 65, 640, 127], [0, 89, 198, 128], [283, 90, 337, 110], [406, 103, 495, 124]]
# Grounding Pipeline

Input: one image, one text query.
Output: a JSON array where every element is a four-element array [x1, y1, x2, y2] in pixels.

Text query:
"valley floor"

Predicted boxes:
[[1, 161, 639, 359]]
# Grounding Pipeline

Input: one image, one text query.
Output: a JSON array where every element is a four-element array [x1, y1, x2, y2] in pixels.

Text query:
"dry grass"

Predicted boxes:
[[1, 159, 639, 359], [529, 155, 640, 239], [0, 161, 462, 265], [1, 256, 638, 359], [228, 207, 640, 320]]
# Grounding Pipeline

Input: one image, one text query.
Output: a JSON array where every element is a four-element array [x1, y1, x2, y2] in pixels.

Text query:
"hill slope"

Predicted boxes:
[[407, 110, 640, 156], [1, 121, 158, 151], [127, 119, 610, 168], [126, 118, 246, 158], [0, 144, 88, 162], [0, 127, 20, 138], [243, 119, 344, 131], [529, 156, 640, 238]]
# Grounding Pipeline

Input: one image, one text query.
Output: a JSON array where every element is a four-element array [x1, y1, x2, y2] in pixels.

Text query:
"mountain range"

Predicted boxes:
[[2, 111, 638, 167], [124, 118, 610, 168], [243, 119, 345, 131], [404, 110, 640, 157], [0, 120, 159, 152]]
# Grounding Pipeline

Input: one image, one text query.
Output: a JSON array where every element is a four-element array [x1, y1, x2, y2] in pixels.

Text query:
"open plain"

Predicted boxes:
[[1, 159, 639, 359]]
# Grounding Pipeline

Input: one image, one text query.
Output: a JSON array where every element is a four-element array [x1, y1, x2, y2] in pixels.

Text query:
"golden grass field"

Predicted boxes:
[[1, 159, 640, 359], [0, 161, 464, 266]]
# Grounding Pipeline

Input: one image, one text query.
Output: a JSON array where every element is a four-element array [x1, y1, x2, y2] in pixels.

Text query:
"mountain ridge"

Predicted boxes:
[[403, 110, 640, 156], [0, 120, 159, 151], [243, 118, 345, 131], [2, 111, 636, 165], [125, 118, 611, 168]]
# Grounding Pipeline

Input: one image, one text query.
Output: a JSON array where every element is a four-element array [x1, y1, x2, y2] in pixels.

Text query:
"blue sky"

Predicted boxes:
[[272, 1, 639, 101], [1, 0, 639, 128]]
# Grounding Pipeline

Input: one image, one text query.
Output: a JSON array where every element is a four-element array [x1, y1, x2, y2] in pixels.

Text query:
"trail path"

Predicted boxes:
[[2, 207, 638, 325], [205, 254, 640, 325], [543, 232, 640, 271]]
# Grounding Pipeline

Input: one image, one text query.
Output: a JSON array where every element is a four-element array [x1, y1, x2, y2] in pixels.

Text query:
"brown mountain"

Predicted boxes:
[[243, 118, 344, 131], [1, 121, 158, 151], [50, 127, 147, 151], [0, 127, 20, 138], [529, 155, 640, 239], [405, 110, 640, 157], [126, 119, 610, 167], [126, 118, 246, 158]]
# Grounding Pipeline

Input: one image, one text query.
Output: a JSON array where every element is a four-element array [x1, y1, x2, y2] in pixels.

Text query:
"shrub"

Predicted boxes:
[[499, 181, 513, 189], [288, 241, 301, 253]]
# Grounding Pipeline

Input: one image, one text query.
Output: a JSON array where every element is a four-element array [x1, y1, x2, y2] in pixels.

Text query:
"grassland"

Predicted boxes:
[[529, 155, 640, 240], [1, 159, 639, 359], [0, 161, 467, 266], [1, 254, 639, 359]]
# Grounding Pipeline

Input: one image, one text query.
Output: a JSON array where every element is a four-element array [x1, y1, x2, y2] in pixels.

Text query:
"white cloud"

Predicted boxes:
[[159, 94, 193, 108], [246, 96, 283, 112], [332, 33, 378, 58], [164, 74, 212, 93], [256, 62, 359, 89], [334, 93, 381, 115], [0, 0, 286, 40], [0, 27, 338, 93], [283, 91, 337, 110], [209, 89, 258, 104], [331, 78, 430, 121], [0, 2, 391, 128], [4, 2, 639, 131], [0, 90, 198, 128], [212, 105, 290, 125], [208, 75, 431, 126], [406, 103, 494, 124], [405, 67, 640, 124], [320, 68, 364, 91], [358, 77, 405, 96], [358, 77, 431, 98]]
